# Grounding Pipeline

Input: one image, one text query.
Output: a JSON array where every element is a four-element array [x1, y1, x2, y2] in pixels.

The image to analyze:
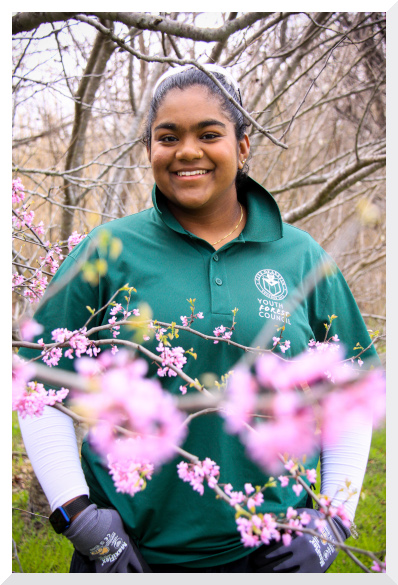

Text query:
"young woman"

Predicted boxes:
[[18, 65, 378, 573]]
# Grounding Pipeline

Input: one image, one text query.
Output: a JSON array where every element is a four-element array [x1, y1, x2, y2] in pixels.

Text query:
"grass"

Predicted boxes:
[[12, 412, 386, 573]]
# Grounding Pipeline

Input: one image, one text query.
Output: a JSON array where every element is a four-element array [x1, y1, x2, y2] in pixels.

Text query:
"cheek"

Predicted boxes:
[[150, 151, 169, 175]]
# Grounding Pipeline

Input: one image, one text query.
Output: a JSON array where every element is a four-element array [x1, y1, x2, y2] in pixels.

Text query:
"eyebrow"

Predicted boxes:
[[153, 119, 227, 132]]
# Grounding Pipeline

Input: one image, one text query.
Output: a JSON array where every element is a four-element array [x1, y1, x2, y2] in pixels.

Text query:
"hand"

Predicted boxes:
[[251, 508, 350, 573], [64, 504, 151, 573]]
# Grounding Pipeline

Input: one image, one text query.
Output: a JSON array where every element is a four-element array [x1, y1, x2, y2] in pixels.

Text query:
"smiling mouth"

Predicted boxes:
[[175, 170, 210, 177]]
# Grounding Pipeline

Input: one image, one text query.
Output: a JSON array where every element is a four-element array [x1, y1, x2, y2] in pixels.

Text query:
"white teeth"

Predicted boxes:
[[176, 170, 208, 176]]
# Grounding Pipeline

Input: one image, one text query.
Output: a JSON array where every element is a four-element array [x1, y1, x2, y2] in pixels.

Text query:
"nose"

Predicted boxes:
[[175, 137, 203, 161]]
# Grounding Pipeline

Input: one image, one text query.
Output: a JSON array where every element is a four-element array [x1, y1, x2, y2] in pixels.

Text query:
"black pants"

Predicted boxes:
[[69, 548, 254, 573], [69, 543, 307, 573]]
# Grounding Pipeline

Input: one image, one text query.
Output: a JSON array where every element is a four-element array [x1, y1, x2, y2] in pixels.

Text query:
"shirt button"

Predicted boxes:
[[215, 278, 223, 286], [213, 254, 219, 262]]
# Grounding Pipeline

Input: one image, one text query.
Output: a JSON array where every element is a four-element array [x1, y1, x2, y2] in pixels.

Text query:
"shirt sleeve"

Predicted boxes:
[[18, 406, 90, 511], [307, 251, 380, 522]]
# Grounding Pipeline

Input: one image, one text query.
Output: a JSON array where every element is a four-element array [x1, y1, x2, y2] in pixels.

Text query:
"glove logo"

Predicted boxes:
[[90, 545, 110, 556]]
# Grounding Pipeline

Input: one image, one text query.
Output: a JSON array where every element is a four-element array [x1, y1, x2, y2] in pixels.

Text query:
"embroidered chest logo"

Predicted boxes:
[[254, 269, 288, 301]]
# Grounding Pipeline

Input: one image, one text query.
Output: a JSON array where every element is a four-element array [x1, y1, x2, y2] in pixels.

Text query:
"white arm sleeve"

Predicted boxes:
[[320, 413, 373, 522], [18, 405, 89, 511]]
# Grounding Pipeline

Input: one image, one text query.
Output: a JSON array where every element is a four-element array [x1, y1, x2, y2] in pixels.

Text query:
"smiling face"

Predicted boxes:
[[148, 86, 250, 214]]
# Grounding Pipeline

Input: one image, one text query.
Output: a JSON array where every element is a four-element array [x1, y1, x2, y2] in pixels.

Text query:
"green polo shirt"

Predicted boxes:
[[19, 177, 378, 568]]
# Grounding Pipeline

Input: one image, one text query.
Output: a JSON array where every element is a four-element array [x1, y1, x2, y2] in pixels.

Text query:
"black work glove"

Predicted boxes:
[[64, 504, 152, 573], [251, 508, 350, 573]]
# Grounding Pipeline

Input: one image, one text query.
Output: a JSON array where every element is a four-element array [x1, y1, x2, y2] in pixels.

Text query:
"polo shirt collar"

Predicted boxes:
[[152, 176, 283, 243]]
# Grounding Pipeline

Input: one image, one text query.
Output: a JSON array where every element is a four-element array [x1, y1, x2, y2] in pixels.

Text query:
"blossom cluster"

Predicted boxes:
[[180, 312, 204, 327], [67, 231, 87, 252], [12, 178, 86, 303], [73, 350, 187, 466], [107, 302, 135, 350], [156, 342, 187, 377], [213, 324, 233, 344], [12, 355, 69, 418], [272, 336, 291, 353], [223, 345, 385, 473], [107, 441, 154, 497], [38, 326, 101, 367], [180, 297, 204, 327], [12, 178, 25, 204], [236, 513, 281, 548], [177, 458, 220, 495]]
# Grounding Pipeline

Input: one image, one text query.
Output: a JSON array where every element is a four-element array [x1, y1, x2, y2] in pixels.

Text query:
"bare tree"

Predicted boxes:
[[12, 12, 385, 340]]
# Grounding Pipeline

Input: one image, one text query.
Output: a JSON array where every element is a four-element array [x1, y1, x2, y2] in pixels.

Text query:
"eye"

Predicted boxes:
[[201, 132, 219, 140], [158, 135, 178, 143]]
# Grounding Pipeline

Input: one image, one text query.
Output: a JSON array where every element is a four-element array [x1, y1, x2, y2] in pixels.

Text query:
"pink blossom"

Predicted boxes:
[[19, 319, 43, 341], [13, 375, 69, 419], [224, 484, 245, 506], [279, 475, 289, 487], [67, 231, 86, 252], [282, 533, 292, 546], [315, 518, 326, 532], [247, 492, 264, 509], [107, 442, 154, 497], [272, 336, 280, 346], [23, 272, 48, 303], [110, 303, 123, 316], [156, 343, 187, 377], [12, 178, 25, 204], [306, 468, 317, 484], [335, 504, 351, 529], [299, 510, 311, 526], [180, 316, 189, 326], [74, 351, 186, 466], [255, 347, 344, 392], [358, 358, 363, 367], [177, 458, 220, 494], [179, 385, 187, 395], [41, 347, 63, 367], [371, 560, 386, 573], [12, 273, 25, 289], [321, 369, 385, 443], [292, 484, 303, 497], [244, 483, 255, 495], [284, 460, 295, 471], [272, 391, 298, 417], [244, 409, 318, 473], [286, 507, 297, 519], [196, 312, 204, 319], [236, 514, 279, 548], [51, 328, 69, 343], [223, 366, 258, 433], [132, 309, 140, 316], [279, 340, 291, 353]]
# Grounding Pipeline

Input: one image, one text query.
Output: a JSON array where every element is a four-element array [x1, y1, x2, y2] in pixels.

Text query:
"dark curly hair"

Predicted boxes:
[[142, 67, 250, 189]]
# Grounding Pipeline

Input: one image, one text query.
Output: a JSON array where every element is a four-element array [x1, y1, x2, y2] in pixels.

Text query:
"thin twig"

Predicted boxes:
[[12, 538, 24, 573]]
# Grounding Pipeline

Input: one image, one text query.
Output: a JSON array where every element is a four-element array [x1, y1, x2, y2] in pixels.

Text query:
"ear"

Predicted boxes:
[[238, 134, 250, 169]]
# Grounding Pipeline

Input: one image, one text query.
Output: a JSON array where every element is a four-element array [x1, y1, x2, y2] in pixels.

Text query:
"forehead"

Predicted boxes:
[[152, 85, 231, 129]]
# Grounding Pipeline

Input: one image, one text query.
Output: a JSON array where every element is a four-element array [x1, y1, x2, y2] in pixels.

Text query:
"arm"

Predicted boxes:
[[18, 405, 89, 510], [320, 411, 373, 522]]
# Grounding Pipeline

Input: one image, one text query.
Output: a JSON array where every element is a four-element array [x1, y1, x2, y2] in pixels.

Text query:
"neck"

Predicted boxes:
[[166, 197, 246, 250]]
